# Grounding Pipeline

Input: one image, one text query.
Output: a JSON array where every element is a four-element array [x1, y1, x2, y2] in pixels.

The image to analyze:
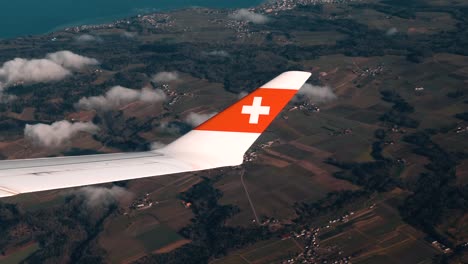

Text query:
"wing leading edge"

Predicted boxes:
[[0, 71, 311, 198]]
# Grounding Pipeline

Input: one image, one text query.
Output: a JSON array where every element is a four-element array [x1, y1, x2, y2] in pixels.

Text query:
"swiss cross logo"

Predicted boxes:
[[196, 88, 298, 133], [241, 97, 271, 124]]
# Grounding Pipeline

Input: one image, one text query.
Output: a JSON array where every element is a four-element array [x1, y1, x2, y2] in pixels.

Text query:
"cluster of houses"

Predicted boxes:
[[65, 18, 131, 33], [431, 240, 452, 254], [455, 125, 467, 134], [281, 210, 359, 264], [289, 102, 321, 113], [159, 84, 193, 106], [244, 140, 278, 162], [352, 64, 385, 78], [129, 193, 155, 211], [284, 225, 352, 264], [259, 0, 356, 14], [137, 13, 174, 30]]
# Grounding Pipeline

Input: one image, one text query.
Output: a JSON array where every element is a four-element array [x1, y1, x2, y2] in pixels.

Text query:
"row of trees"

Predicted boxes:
[[400, 132, 467, 247], [379, 90, 419, 128]]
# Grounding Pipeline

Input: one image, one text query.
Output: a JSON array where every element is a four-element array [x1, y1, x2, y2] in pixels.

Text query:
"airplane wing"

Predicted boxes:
[[0, 71, 311, 198]]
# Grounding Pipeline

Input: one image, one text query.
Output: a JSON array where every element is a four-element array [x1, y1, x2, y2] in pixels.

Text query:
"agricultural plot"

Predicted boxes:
[[0, 243, 40, 264], [318, 202, 438, 264], [292, 31, 346, 46], [136, 225, 184, 252], [213, 239, 302, 264]]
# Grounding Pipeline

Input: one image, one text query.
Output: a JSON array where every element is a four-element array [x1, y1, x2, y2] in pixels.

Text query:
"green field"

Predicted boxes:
[[1, 243, 40, 264], [244, 239, 301, 263], [137, 224, 184, 252]]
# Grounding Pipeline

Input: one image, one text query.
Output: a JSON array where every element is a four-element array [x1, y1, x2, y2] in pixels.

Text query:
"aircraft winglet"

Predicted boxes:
[[161, 71, 311, 168]]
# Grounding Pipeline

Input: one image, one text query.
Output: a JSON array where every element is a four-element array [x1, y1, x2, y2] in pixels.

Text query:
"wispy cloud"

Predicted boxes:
[[229, 9, 269, 24], [75, 34, 103, 43], [73, 186, 133, 209], [386, 27, 398, 36], [24, 120, 99, 148], [152, 71, 179, 83], [75, 86, 166, 111], [121, 31, 137, 39], [203, 50, 230, 57], [185, 112, 217, 127], [296, 83, 337, 103]]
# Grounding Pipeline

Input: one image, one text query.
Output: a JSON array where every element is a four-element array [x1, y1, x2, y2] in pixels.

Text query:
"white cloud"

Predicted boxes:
[[150, 141, 166, 150], [46, 50, 99, 70], [296, 83, 337, 103], [204, 50, 230, 57], [157, 122, 181, 134], [75, 86, 166, 111], [185, 112, 217, 127], [230, 9, 269, 24], [75, 34, 103, 43], [152, 71, 179, 83], [24, 120, 99, 148], [0, 51, 99, 98], [386, 27, 398, 36], [0, 58, 71, 88], [73, 186, 132, 209]]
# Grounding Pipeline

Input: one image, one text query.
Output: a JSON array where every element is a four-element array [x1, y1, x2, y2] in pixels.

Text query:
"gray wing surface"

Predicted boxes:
[[0, 151, 194, 197]]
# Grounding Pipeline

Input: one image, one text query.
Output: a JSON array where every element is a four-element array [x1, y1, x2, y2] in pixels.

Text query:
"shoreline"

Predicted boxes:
[[0, 1, 265, 40]]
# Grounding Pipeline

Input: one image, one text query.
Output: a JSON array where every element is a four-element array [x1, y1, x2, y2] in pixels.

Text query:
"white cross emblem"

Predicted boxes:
[[241, 97, 270, 124]]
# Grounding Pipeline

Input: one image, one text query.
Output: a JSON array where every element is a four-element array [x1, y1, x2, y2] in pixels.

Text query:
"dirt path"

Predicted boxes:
[[154, 239, 191, 254]]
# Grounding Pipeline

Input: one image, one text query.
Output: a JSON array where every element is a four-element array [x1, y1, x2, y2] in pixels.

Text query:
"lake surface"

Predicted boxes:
[[1, 0, 264, 39]]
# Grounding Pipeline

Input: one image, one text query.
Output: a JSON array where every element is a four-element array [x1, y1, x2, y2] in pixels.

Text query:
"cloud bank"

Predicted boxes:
[[296, 84, 337, 103], [0, 58, 71, 87], [45, 50, 99, 70], [74, 186, 132, 209], [0, 51, 99, 97], [152, 71, 179, 83], [24, 120, 99, 148], [75, 86, 166, 111], [230, 9, 269, 24], [185, 112, 217, 127]]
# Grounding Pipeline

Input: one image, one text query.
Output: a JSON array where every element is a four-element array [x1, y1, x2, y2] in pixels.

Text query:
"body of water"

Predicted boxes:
[[1, 0, 264, 39]]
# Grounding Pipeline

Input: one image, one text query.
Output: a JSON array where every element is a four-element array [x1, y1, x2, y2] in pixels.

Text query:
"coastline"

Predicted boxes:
[[0, 1, 264, 40]]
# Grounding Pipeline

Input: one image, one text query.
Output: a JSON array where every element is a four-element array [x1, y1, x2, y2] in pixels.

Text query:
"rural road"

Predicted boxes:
[[240, 168, 260, 224]]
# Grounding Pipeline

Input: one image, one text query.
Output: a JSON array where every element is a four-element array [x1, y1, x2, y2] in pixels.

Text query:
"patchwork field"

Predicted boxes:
[[0, 0, 467, 262]]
